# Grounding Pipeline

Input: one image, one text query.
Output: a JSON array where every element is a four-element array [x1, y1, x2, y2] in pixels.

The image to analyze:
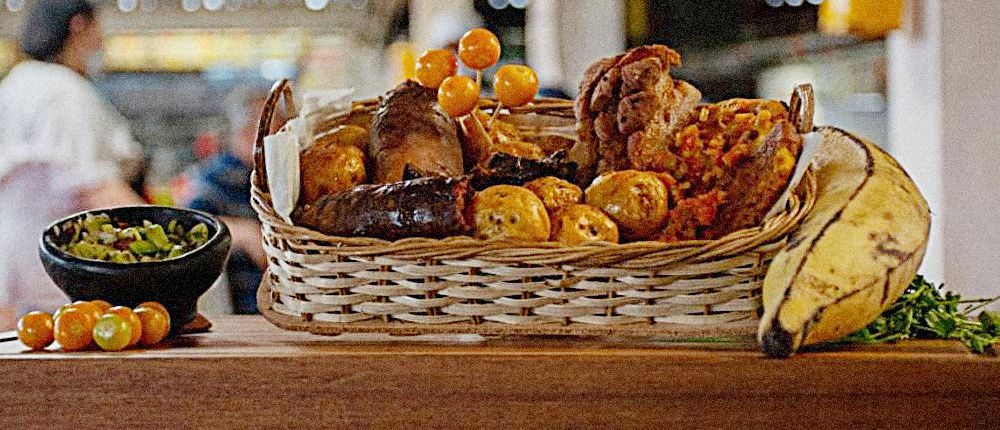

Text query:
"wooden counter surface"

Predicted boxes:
[[1, 315, 997, 429]]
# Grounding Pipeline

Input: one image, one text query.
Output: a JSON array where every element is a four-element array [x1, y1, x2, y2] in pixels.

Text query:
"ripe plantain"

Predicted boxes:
[[758, 126, 931, 358]]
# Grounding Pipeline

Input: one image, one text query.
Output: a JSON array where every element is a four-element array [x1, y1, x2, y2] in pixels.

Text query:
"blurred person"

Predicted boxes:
[[0, 0, 145, 329], [177, 85, 279, 314]]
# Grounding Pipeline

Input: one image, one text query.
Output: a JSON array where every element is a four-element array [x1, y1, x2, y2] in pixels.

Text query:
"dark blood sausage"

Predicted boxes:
[[369, 80, 464, 183], [401, 164, 442, 181], [472, 149, 577, 190], [292, 176, 473, 241]]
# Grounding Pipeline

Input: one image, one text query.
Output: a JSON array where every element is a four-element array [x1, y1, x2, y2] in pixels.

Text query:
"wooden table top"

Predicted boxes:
[[1, 315, 997, 429]]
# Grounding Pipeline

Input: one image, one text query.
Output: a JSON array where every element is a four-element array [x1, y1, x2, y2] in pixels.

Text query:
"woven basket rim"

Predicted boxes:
[[250, 168, 815, 270]]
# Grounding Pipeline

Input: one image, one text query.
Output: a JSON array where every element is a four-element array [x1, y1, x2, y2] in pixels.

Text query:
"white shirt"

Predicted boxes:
[[0, 60, 140, 314]]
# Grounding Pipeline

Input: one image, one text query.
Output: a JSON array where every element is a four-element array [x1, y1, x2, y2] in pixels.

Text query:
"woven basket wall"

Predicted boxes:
[[252, 79, 817, 337]]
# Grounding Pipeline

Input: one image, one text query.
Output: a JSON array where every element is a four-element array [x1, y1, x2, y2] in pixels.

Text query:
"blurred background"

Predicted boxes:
[[1, 0, 996, 308]]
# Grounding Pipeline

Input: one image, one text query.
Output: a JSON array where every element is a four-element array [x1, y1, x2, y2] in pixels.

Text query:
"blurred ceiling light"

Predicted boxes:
[[786, 0, 805, 6], [182, 0, 200, 12], [488, 0, 509, 9], [304, 0, 327, 11], [807, 0, 824, 4], [204, 0, 224, 11], [4, 0, 24, 13], [509, 0, 528, 9], [117, 0, 138, 13], [765, 0, 783, 7]]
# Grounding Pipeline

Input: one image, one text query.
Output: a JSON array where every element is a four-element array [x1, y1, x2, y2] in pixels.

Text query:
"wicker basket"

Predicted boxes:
[[252, 79, 817, 337]]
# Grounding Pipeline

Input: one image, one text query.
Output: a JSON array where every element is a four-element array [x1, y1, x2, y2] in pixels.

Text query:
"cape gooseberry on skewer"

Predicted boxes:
[[459, 28, 501, 70], [494, 64, 539, 107], [415, 49, 458, 89], [438, 75, 480, 117]]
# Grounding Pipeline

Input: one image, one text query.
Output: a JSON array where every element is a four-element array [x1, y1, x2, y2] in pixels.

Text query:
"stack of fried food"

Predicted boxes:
[[573, 44, 803, 242], [293, 37, 805, 246]]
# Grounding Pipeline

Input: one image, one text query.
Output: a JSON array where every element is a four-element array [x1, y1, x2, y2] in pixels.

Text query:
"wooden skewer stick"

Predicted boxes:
[[488, 102, 504, 129]]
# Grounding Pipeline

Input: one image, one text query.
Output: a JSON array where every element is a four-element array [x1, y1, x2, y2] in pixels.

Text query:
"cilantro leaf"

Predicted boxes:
[[839, 275, 1000, 355]]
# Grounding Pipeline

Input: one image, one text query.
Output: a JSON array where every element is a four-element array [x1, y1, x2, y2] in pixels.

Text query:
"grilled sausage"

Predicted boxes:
[[293, 176, 473, 241]]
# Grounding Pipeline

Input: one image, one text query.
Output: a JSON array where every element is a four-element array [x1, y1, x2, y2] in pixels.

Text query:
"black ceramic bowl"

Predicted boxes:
[[39, 206, 232, 333]]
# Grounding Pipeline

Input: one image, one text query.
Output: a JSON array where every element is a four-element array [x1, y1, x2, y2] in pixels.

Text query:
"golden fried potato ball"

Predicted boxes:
[[551, 204, 619, 246], [584, 170, 671, 240], [312, 124, 368, 151], [524, 176, 583, 215], [300, 144, 367, 204], [472, 185, 550, 241]]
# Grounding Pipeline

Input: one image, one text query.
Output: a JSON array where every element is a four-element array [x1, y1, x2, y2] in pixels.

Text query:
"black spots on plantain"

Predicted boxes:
[[815, 279, 844, 299], [880, 269, 895, 305], [869, 231, 912, 263], [761, 319, 797, 358], [786, 231, 806, 251], [875, 243, 911, 262]]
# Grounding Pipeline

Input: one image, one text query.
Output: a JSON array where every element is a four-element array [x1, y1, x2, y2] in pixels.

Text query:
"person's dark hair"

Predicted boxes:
[[20, 0, 96, 62]]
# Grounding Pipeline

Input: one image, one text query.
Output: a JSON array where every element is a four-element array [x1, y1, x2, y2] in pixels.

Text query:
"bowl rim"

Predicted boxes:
[[39, 205, 231, 269]]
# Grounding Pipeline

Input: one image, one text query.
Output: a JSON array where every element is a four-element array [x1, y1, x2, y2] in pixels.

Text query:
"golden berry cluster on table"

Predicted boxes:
[[17, 300, 171, 352]]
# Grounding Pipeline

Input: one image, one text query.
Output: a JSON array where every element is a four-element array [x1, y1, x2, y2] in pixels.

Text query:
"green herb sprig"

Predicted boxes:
[[841, 275, 1000, 354]]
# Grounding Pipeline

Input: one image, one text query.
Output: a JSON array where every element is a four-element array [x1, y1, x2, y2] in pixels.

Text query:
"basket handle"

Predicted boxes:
[[789, 83, 814, 134], [253, 78, 298, 195]]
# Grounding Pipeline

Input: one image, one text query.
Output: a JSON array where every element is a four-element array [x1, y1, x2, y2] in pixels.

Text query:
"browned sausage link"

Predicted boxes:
[[292, 176, 473, 241]]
